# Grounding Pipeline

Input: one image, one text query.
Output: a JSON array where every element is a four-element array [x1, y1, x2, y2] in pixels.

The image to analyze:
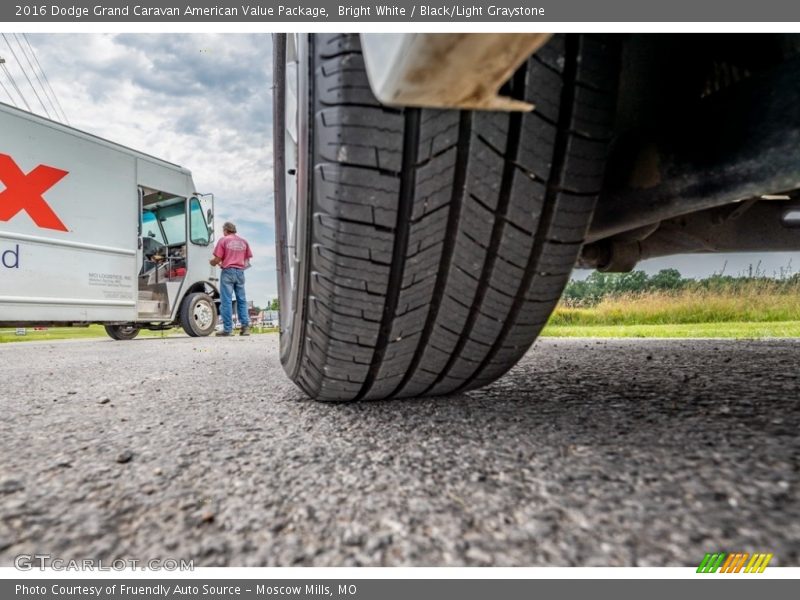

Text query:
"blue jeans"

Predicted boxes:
[[220, 268, 249, 332]]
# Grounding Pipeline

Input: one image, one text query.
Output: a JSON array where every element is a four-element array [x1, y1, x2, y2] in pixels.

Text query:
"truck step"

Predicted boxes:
[[138, 299, 164, 315]]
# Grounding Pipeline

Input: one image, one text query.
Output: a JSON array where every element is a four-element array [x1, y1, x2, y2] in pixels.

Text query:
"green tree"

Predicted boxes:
[[649, 268, 684, 291]]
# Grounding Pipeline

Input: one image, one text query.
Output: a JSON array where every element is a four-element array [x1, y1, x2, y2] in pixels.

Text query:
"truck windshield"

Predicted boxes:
[[142, 210, 166, 245], [142, 197, 187, 247]]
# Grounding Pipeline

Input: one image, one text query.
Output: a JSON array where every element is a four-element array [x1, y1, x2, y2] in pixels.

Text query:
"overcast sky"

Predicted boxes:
[[4, 33, 798, 294], [3, 33, 277, 305]]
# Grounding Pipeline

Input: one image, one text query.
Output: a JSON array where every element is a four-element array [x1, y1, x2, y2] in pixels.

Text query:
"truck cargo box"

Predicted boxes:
[[0, 102, 207, 326]]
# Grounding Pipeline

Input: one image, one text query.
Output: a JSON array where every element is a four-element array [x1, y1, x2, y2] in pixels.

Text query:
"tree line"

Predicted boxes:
[[564, 268, 800, 306]]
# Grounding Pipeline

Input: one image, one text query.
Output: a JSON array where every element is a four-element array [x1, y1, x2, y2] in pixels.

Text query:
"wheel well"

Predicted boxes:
[[177, 282, 221, 319], [183, 282, 219, 302], [613, 34, 798, 142], [583, 34, 800, 270]]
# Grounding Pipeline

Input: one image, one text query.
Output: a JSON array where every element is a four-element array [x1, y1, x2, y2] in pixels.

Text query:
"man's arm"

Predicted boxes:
[[210, 239, 224, 266]]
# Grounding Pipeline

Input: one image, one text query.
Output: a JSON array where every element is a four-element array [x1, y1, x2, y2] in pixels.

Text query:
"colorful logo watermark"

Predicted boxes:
[[697, 552, 773, 573]]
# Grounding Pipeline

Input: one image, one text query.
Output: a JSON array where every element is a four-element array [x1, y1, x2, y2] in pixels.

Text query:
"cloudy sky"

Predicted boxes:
[[2, 33, 277, 305], [3, 33, 797, 291]]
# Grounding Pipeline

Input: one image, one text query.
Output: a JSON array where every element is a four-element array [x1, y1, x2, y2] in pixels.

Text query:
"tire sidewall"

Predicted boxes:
[[274, 33, 313, 376]]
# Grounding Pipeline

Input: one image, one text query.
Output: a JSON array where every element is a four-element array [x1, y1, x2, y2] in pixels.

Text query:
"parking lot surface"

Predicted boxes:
[[1, 335, 798, 566]]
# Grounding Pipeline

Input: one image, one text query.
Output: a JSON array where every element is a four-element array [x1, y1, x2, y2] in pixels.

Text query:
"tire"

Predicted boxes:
[[104, 324, 140, 341], [275, 33, 620, 400], [180, 292, 217, 337]]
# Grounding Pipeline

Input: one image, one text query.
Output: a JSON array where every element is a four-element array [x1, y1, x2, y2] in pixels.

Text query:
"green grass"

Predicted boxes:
[[552, 291, 800, 326], [0, 325, 278, 343], [544, 285, 800, 338], [547, 284, 800, 339], [542, 320, 800, 338], [1, 325, 108, 343], [5, 284, 800, 343]]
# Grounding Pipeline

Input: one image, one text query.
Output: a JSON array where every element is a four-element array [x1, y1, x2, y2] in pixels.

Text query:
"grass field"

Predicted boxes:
[[542, 283, 800, 338], [3, 283, 799, 342], [542, 320, 800, 338], [551, 288, 800, 327], [0, 325, 277, 343]]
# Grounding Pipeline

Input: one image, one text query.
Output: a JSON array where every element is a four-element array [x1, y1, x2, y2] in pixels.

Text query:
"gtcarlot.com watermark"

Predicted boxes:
[[14, 554, 194, 571]]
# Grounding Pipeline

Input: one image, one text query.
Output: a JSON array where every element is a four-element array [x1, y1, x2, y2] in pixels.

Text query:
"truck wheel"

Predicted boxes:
[[180, 292, 217, 337], [274, 33, 620, 400], [104, 325, 140, 341]]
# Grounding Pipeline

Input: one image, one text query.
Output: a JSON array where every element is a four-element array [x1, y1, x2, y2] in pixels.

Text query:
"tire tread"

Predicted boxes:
[[287, 33, 620, 400]]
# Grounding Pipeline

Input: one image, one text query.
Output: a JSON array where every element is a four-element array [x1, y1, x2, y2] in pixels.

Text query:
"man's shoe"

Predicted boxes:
[[216, 330, 232, 337], [240, 326, 251, 337]]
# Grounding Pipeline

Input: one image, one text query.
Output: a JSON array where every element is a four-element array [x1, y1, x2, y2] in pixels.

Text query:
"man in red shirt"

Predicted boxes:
[[210, 221, 253, 336]]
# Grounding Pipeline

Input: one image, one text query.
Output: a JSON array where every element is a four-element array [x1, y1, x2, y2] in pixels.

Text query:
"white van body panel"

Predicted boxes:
[[0, 102, 200, 324]]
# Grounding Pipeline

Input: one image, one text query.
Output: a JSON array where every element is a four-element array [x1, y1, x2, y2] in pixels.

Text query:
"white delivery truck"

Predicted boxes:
[[0, 102, 219, 339]]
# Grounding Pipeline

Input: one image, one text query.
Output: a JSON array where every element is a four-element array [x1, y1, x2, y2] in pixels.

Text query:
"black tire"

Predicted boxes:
[[180, 292, 217, 337], [275, 33, 620, 400], [104, 324, 140, 341]]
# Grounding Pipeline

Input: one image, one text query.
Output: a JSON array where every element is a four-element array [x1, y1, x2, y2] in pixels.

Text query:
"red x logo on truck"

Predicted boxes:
[[0, 153, 69, 232]]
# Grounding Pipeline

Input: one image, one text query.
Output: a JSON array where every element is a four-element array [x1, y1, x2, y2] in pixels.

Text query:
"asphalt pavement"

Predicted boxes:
[[0, 334, 798, 566]]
